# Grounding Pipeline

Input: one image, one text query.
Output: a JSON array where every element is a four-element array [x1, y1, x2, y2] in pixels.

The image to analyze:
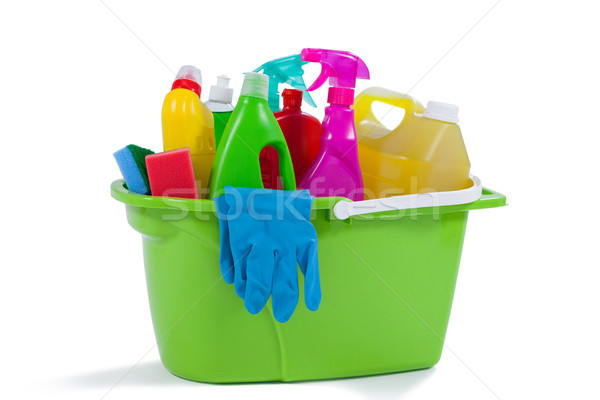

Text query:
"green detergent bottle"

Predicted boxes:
[[208, 72, 296, 198], [205, 75, 235, 147]]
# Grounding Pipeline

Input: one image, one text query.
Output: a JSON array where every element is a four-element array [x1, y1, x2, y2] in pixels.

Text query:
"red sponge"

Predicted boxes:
[[146, 148, 199, 199]]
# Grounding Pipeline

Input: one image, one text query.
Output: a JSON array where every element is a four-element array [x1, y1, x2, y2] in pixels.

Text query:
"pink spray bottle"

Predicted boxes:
[[298, 48, 370, 201]]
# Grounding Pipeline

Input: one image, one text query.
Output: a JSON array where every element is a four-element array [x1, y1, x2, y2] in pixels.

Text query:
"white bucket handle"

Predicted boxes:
[[333, 175, 483, 220]]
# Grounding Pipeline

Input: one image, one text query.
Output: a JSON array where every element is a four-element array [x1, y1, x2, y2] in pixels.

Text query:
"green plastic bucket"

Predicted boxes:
[[111, 178, 505, 383]]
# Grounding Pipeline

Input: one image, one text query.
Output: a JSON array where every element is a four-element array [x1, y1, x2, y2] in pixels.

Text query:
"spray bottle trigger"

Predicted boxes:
[[302, 91, 317, 108], [356, 57, 370, 80], [288, 75, 317, 108], [306, 64, 333, 92]]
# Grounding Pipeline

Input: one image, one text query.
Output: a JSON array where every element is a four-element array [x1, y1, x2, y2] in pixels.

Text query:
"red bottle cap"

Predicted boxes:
[[328, 87, 354, 106], [282, 88, 303, 107], [172, 78, 202, 98]]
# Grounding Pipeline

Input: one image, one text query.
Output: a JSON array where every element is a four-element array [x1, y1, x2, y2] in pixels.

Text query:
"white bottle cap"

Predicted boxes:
[[240, 72, 268, 100], [209, 75, 234, 104], [423, 101, 459, 123], [175, 65, 202, 85]]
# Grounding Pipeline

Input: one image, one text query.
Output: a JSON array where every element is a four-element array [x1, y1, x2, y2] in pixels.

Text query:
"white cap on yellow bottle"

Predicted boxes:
[[175, 65, 202, 85], [423, 101, 459, 123]]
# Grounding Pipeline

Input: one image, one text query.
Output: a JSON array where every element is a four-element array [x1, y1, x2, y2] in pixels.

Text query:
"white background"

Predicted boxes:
[[1, 0, 598, 399]]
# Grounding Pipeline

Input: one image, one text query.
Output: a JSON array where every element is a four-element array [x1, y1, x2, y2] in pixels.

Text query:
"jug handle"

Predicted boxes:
[[354, 87, 426, 132], [269, 141, 297, 191]]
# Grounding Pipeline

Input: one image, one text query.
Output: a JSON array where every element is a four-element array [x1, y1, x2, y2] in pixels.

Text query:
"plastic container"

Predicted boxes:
[[260, 88, 322, 189], [298, 48, 370, 201], [162, 66, 215, 196], [355, 88, 471, 198], [111, 176, 505, 383], [208, 72, 295, 198], [204, 75, 235, 147]]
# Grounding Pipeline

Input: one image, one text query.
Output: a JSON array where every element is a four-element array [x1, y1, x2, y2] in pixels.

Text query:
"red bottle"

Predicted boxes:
[[260, 89, 322, 189]]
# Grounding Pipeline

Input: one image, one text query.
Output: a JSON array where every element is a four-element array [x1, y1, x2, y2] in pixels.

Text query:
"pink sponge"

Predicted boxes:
[[146, 148, 199, 199]]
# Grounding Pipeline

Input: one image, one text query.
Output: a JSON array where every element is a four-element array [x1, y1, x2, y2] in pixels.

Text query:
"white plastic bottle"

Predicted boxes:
[[204, 75, 235, 146]]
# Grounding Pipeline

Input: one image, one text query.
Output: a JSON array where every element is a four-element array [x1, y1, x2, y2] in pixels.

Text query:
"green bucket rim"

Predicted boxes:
[[110, 179, 506, 221]]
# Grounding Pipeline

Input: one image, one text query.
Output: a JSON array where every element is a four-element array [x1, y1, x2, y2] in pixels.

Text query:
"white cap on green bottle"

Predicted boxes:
[[240, 72, 268, 100], [209, 75, 234, 104], [423, 101, 459, 123]]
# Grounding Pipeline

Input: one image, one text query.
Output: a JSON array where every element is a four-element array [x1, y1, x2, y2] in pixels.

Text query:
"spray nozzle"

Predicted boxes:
[[301, 48, 370, 93], [253, 54, 317, 112]]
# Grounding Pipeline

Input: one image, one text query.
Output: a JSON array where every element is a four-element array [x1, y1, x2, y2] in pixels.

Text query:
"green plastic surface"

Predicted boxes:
[[213, 110, 232, 147], [111, 179, 505, 382], [209, 94, 296, 198]]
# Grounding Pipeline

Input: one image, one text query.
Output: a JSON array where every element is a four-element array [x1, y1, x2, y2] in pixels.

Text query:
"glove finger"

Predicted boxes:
[[244, 244, 275, 315], [214, 195, 234, 284], [232, 245, 251, 300], [272, 251, 299, 323], [218, 222, 235, 284], [298, 238, 321, 311]]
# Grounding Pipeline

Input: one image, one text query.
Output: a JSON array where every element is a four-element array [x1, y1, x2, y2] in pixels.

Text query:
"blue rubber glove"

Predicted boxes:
[[214, 194, 235, 284], [214, 186, 321, 323]]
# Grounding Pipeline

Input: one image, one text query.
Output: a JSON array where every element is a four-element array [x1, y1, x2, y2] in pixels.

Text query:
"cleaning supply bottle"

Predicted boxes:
[[298, 48, 370, 201], [162, 65, 215, 196], [261, 89, 322, 189], [204, 75, 235, 147], [253, 54, 317, 112], [355, 87, 471, 197], [208, 72, 296, 198], [253, 54, 318, 189]]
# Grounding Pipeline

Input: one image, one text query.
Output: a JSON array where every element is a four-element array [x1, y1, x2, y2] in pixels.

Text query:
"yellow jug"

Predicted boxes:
[[355, 87, 471, 198], [162, 67, 215, 197]]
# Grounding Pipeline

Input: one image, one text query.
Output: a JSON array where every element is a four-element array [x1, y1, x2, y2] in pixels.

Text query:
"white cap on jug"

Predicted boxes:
[[175, 65, 202, 85], [209, 75, 234, 104], [423, 101, 459, 123]]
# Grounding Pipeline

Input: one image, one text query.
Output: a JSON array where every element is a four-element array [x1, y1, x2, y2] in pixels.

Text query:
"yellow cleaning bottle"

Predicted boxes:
[[355, 87, 471, 198], [162, 65, 215, 197]]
